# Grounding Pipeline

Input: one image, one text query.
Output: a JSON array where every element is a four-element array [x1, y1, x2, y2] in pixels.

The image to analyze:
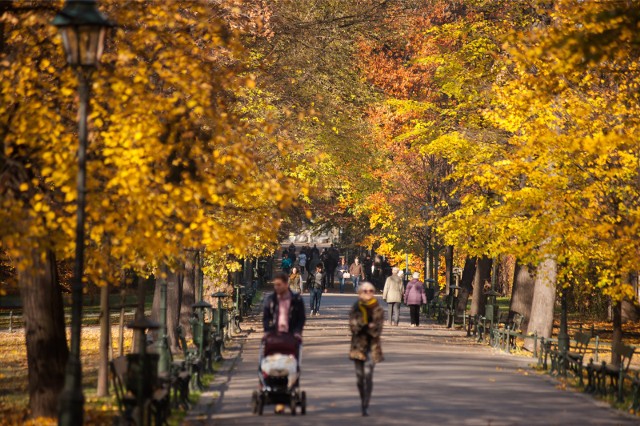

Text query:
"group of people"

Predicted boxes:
[[264, 257, 431, 416], [382, 268, 427, 327], [264, 273, 384, 416]]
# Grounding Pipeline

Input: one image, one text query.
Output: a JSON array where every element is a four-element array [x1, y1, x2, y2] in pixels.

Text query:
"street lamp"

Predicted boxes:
[[53, 1, 112, 425]]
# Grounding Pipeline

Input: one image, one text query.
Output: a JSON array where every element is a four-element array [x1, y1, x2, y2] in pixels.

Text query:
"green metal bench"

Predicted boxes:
[[110, 354, 170, 426], [588, 341, 635, 400], [176, 325, 204, 391], [494, 313, 525, 353]]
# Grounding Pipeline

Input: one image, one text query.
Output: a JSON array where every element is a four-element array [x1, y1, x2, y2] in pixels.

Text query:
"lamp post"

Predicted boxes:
[[53, 2, 112, 425], [211, 291, 227, 361]]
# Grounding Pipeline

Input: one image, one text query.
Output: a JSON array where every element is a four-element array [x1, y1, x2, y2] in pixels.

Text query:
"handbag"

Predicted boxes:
[[343, 272, 351, 279]]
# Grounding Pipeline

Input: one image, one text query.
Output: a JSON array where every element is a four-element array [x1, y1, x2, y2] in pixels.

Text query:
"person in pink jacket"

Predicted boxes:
[[403, 272, 426, 327]]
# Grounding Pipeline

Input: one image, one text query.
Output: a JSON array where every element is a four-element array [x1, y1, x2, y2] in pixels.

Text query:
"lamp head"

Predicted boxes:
[[53, 0, 113, 68]]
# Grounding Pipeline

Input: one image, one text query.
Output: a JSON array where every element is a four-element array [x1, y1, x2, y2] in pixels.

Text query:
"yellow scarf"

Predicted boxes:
[[358, 298, 378, 324]]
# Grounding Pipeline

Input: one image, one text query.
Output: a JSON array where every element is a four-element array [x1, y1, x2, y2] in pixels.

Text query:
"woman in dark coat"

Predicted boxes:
[[349, 282, 384, 416]]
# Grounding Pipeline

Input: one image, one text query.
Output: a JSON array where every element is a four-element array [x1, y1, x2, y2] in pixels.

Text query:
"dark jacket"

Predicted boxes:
[[306, 270, 325, 290], [349, 300, 384, 363], [263, 290, 306, 335]]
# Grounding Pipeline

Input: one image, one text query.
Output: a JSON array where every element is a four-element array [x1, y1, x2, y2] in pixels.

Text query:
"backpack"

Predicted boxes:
[[307, 272, 323, 289]]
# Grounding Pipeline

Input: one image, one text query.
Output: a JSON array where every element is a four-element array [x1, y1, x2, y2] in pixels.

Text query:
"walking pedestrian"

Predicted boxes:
[[262, 272, 306, 414], [281, 256, 292, 274], [349, 282, 384, 417], [298, 251, 307, 276], [404, 272, 426, 327], [372, 255, 384, 291], [307, 264, 325, 316], [324, 245, 338, 289], [349, 257, 366, 293], [289, 267, 302, 293], [337, 257, 349, 294], [382, 267, 404, 326]]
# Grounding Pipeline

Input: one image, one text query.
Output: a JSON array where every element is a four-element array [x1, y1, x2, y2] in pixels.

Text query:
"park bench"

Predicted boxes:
[[564, 332, 591, 384], [494, 313, 525, 353], [152, 336, 191, 410], [629, 372, 640, 412], [477, 309, 504, 344], [111, 354, 170, 425], [587, 342, 635, 399], [177, 325, 205, 391], [427, 299, 446, 324], [538, 332, 592, 380]]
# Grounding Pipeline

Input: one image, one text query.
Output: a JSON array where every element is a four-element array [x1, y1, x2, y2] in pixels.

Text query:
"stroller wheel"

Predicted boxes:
[[257, 394, 265, 416], [290, 398, 297, 416], [300, 391, 307, 415], [251, 391, 258, 414]]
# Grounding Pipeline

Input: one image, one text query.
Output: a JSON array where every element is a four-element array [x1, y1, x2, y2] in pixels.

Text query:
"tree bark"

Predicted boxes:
[[167, 268, 183, 352], [524, 257, 557, 351], [444, 245, 453, 294], [19, 248, 69, 418], [179, 252, 197, 340], [96, 284, 110, 397], [509, 262, 535, 331], [455, 257, 476, 317], [611, 301, 623, 367], [470, 256, 492, 316], [621, 272, 640, 323]]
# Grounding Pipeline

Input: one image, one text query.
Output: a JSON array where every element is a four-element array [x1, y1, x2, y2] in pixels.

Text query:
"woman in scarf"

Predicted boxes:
[[288, 267, 302, 293], [348, 281, 384, 416]]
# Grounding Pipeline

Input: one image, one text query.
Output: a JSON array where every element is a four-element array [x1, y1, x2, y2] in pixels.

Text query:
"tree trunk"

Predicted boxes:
[[179, 252, 197, 340], [611, 301, 623, 367], [444, 245, 453, 294], [167, 269, 183, 352], [19, 248, 69, 418], [621, 272, 640, 323], [509, 262, 535, 331], [96, 284, 110, 397], [150, 270, 164, 342], [470, 256, 492, 316], [455, 257, 476, 317], [524, 257, 557, 351]]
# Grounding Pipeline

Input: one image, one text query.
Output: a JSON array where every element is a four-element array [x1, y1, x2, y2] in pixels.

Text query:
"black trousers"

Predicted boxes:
[[354, 359, 375, 409], [409, 304, 420, 326]]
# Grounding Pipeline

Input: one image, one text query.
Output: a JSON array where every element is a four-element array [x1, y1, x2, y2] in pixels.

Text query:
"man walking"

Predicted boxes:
[[382, 267, 404, 326], [307, 264, 325, 316]]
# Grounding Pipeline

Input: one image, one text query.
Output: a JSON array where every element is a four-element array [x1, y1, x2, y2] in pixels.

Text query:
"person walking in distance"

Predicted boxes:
[[337, 257, 349, 294], [298, 251, 307, 276], [349, 256, 365, 293], [289, 267, 302, 293], [382, 267, 404, 326], [404, 272, 426, 327], [349, 282, 384, 416], [307, 263, 325, 316]]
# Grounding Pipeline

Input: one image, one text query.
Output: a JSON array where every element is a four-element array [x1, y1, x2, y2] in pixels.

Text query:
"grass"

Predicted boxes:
[[0, 294, 154, 331], [0, 321, 215, 425], [0, 325, 133, 425]]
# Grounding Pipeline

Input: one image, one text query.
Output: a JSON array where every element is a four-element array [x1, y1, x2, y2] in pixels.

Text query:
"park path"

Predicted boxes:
[[184, 294, 638, 426]]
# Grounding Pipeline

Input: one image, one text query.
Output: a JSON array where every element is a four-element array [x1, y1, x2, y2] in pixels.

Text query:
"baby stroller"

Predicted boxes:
[[251, 332, 307, 416]]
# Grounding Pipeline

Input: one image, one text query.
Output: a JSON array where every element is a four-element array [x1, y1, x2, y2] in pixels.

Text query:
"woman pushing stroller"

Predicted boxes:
[[259, 272, 307, 415]]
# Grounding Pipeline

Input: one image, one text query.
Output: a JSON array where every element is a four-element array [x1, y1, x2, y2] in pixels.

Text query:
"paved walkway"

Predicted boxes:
[[184, 294, 638, 425]]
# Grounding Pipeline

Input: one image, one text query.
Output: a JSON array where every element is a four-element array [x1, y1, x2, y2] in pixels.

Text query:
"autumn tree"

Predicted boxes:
[[0, 0, 299, 418]]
